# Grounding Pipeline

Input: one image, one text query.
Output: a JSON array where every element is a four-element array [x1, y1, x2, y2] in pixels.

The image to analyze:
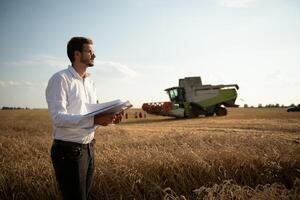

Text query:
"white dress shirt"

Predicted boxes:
[[46, 65, 97, 144]]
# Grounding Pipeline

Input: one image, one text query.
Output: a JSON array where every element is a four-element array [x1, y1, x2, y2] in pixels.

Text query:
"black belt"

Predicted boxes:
[[53, 139, 95, 149]]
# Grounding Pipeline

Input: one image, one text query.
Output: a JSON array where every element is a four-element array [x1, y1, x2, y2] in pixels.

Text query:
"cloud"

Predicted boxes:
[[216, 0, 257, 8], [0, 80, 22, 87], [94, 61, 139, 80], [0, 80, 42, 88], [264, 70, 300, 88], [0, 55, 139, 81], [1, 54, 68, 68]]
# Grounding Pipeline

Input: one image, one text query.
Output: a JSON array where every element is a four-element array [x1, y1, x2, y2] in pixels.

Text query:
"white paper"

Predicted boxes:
[[84, 99, 132, 117]]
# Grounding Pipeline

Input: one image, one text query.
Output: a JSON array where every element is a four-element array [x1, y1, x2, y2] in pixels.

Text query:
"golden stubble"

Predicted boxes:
[[0, 108, 299, 199]]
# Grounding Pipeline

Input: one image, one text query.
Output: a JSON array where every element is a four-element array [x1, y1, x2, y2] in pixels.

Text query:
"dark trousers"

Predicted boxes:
[[51, 139, 95, 200]]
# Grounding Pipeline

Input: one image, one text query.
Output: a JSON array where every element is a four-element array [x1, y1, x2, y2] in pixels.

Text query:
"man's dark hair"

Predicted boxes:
[[67, 37, 93, 63]]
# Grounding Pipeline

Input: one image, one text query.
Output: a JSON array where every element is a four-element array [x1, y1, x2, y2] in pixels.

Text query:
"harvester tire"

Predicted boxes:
[[191, 109, 199, 118], [216, 107, 227, 116], [205, 113, 214, 117], [190, 102, 204, 118]]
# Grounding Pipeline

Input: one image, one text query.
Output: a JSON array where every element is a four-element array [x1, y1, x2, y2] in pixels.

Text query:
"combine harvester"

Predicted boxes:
[[142, 76, 239, 118]]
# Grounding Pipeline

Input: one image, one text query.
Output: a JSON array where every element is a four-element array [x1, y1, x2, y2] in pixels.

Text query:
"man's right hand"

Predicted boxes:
[[94, 114, 115, 126]]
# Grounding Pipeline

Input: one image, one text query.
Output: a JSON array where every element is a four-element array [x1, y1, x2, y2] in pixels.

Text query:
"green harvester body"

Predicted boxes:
[[142, 76, 239, 118]]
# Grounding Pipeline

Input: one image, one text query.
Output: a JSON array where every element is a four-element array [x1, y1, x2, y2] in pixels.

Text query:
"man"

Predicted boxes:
[[46, 37, 119, 200]]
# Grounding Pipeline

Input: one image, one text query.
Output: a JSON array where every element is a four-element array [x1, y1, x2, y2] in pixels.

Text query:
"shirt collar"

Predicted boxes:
[[68, 65, 90, 80]]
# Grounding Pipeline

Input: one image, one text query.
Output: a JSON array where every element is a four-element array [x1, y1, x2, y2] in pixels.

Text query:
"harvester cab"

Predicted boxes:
[[165, 87, 186, 106], [142, 76, 239, 118]]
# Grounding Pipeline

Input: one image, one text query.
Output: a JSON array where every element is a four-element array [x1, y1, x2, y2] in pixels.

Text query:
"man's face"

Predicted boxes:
[[80, 43, 96, 67]]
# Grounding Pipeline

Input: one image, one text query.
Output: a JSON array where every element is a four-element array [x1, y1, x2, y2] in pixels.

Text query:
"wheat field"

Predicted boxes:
[[0, 108, 299, 200]]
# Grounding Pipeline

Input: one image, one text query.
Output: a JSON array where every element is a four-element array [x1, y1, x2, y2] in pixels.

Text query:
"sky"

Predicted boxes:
[[0, 0, 299, 108]]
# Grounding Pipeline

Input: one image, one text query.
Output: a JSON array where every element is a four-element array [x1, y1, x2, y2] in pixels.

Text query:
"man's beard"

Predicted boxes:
[[80, 57, 94, 67]]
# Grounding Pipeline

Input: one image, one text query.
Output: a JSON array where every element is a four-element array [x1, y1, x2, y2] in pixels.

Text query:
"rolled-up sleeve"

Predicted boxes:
[[46, 74, 94, 129]]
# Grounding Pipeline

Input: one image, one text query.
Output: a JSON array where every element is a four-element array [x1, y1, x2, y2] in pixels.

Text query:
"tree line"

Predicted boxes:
[[2, 107, 30, 110], [244, 103, 299, 108]]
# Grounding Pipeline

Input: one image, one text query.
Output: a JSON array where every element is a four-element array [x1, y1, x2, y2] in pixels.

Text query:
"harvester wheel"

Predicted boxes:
[[216, 107, 227, 116], [191, 109, 199, 118], [190, 103, 202, 118], [205, 112, 214, 117]]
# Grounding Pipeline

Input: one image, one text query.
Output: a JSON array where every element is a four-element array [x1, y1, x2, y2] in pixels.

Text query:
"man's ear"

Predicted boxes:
[[74, 51, 81, 60]]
